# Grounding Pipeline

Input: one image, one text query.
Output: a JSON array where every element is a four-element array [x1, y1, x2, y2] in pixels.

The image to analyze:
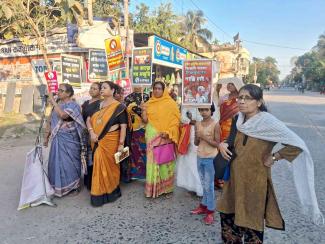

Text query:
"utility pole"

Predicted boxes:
[[88, 0, 94, 26], [253, 62, 257, 83], [124, 0, 130, 78]]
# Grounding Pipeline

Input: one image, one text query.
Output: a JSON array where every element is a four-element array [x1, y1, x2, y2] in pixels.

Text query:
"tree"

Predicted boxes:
[[314, 33, 325, 60], [247, 57, 280, 86], [179, 10, 212, 52], [133, 3, 181, 43], [93, 0, 124, 33], [0, 0, 84, 71]]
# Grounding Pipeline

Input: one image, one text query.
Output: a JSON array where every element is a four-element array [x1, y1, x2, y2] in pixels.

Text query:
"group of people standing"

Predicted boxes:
[[44, 80, 323, 244]]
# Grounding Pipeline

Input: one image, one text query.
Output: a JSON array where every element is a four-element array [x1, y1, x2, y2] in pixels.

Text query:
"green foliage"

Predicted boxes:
[[247, 57, 280, 85], [133, 2, 182, 44], [288, 32, 325, 88], [179, 10, 212, 51]]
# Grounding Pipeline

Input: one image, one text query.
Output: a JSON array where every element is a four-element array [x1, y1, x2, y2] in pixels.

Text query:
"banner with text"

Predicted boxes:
[[61, 55, 82, 87], [182, 60, 213, 106], [104, 36, 125, 71], [132, 47, 153, 86], [45, 71, 58, 93], [88, 49, 108, 81]]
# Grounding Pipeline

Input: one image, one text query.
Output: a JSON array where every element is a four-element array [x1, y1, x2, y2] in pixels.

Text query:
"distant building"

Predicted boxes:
[[199, 38, 250, 80]]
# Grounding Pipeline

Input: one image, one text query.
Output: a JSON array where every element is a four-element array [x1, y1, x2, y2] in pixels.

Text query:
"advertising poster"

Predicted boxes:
[[115, 78, 132, 97], [44, 71, 58, 93], [88, 49, 108, 81], [132, 47, 152, 86], [61, 55, 82, 87], [153, 36, 187, 67], [104, 36, 125, 71], [182, 60, 213, 106]]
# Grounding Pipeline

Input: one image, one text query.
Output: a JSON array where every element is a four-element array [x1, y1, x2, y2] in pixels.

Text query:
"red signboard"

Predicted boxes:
[[182, 60, 213, 106], [45, 71, 58, 93], [115, 78, 132, 97]]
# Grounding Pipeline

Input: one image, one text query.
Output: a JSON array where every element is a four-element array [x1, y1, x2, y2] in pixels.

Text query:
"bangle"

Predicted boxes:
[[88, 128, 93, 131]]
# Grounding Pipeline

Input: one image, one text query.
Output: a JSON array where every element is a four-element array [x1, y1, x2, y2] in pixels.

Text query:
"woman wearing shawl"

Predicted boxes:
[[124, 88, 150, 180], [218, 84, 323, 243], [81, 82, 101, 190], [87, 81, 128, 207], [141, 81, 181, 198], [45, 84, 86, 197]]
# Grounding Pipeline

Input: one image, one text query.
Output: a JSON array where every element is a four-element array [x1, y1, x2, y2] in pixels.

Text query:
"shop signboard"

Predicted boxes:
[[182, 59, 213, 106], [61, 55, 82, 87], [88, 49, 108, 81], [132, 47, 153, 86], [153, 36, 187, 67], [104, 36, 125, 71], [45, 71, 58, 93]]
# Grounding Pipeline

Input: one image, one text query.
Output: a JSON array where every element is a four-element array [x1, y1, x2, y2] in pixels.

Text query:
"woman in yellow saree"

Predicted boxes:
[[87, 81, 128, 207], [141, 81, 181, 198]]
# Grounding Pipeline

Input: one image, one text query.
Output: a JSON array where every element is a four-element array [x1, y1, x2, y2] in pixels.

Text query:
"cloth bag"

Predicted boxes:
[[178, 124, 191, 155], [153, 137, 176, 165]]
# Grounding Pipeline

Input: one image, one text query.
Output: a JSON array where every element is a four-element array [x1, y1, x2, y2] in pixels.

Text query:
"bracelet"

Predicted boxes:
[[88, 128, 94, 131]]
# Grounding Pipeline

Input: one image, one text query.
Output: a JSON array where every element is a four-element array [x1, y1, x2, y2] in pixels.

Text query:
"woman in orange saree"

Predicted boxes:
[[216, 82, 240, 188], [87, 81, 128, 207]]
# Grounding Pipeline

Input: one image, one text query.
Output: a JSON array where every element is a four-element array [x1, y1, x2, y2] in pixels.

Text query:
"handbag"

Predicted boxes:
[[153, 139, 176, 165], [213, 115, 238, 179], [114, 146, 130, 164]]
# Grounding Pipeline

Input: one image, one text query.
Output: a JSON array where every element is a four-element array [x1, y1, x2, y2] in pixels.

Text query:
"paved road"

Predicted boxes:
[[0, 88, 324, 244]]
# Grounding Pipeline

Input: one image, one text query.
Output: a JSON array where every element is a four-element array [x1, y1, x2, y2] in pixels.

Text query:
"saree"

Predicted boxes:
[[145, 89, 180, 198], [90, 101, 126, 206], [48, 101, 86, 197], [219, 95, 239, 141], [127, 101, 147, 179]]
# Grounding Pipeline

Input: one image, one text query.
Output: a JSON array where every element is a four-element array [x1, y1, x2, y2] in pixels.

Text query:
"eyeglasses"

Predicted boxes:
[[58, 89, 66, 93], [237, 95, 255, 102]]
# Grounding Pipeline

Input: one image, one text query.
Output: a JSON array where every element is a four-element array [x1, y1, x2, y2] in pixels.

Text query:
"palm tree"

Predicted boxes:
[[180, 10, 212, 52]]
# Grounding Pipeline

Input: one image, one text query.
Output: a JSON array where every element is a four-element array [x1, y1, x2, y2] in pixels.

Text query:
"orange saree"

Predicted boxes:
[[90, 101, 126, 206], [219, 96, 239, 142]]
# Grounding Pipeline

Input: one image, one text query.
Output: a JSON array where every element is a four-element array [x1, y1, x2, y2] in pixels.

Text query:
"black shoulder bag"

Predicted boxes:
[[213, 115, 238, 179]]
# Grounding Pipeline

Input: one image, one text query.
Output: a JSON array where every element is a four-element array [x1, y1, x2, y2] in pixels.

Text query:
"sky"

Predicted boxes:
[[130, 0, 325, 79]]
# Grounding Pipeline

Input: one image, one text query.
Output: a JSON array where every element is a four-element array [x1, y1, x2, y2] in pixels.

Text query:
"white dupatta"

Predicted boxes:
[[236, 112, 324, 225]]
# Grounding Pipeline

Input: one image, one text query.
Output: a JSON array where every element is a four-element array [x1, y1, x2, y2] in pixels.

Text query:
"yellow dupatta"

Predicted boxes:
[[146, 89, 181, 144]]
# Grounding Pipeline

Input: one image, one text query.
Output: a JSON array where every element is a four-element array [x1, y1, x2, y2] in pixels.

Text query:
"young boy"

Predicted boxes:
[[191, 104, 220, 225]]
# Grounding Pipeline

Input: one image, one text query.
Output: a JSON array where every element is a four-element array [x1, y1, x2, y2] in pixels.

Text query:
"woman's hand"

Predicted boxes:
[[118, 145, 124, 152], [160, 132, 169, 139], [90, 131, 98, 143], [219, 142, 232, 160], [48, 92, 56, 105], [263, 154, 274, 168], [43, 138, 49, 147]]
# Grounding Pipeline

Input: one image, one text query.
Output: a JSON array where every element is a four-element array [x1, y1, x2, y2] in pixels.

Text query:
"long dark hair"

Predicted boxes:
[[239, 84, 268, 112]]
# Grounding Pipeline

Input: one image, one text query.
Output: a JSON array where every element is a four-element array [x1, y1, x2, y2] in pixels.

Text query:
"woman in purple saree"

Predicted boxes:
[[45, 84, 86, 197]]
